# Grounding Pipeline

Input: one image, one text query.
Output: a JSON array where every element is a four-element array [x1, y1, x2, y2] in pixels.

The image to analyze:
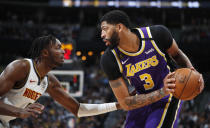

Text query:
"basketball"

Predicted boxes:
[[173, 68, 201, 100]]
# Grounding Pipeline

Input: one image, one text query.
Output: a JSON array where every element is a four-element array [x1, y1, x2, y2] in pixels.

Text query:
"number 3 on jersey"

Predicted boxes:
[[139, 73, 154, 90]]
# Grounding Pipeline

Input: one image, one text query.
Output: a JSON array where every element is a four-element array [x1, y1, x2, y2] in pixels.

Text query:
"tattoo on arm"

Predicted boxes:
[[124, 89, 166, 110], [125, 95, 137, 106]]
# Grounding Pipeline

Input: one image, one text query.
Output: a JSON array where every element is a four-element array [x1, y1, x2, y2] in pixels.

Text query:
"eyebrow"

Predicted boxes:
[[101, 26, 108, 29]]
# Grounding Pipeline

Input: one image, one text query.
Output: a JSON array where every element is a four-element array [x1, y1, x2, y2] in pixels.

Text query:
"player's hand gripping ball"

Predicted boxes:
[[173, 68, 203, 100]]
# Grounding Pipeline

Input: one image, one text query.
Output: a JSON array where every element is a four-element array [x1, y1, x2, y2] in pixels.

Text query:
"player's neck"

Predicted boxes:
[[118, 30, 140, 53], [33, 59, 51, 79]]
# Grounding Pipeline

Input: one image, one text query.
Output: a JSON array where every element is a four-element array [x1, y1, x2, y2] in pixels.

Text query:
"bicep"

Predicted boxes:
[[167, 39, 180, 57], [0, 61, 28, 96], [151, 25, 173, 52], [0, 71, 15, 96]]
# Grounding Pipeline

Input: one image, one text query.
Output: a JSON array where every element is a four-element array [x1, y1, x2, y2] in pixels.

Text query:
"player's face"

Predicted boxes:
[[47, 39, 65, 67], [101, 21, 120, 49]]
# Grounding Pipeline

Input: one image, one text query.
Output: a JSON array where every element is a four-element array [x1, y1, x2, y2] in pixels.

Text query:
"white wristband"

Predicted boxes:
[[77, 102, 117, 117]]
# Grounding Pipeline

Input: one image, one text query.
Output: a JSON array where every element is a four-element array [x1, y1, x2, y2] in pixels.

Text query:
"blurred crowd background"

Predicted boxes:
[[0, 0, 210, 128]]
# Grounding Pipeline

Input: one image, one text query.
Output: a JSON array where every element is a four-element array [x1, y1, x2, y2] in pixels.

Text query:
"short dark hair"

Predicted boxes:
[[28, 35, 57, 59], [100, 10, 131, 29]]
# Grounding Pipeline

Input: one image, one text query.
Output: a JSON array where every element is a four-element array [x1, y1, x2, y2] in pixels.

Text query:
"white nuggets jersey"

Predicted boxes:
[[0, 59, 48, 122]]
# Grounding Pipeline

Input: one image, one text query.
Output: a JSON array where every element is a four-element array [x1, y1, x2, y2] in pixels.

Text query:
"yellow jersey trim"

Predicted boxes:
[[157, 94, 173, 128], [117, 28, 145, 56], [171, 100, 181, 128], [146, 27, 165, 58], [146, 27, 171, 71], [146, 27, 152, 38], [111, 49, 123, 73], [32, 60, 42, 80]]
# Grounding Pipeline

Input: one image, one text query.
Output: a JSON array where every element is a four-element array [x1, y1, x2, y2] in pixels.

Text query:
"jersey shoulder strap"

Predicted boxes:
[[135, 27, 153, 40]]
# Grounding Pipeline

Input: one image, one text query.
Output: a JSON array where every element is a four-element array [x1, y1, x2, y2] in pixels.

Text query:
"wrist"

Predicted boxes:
[[13, 108, 22, 118], [159, 88, 165, 97], [115, 102, 121, 110]]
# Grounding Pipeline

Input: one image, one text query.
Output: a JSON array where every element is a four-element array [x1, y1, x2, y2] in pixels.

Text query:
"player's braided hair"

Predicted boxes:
[[28, 35, 57, 60], [100, 10, 131, 29]]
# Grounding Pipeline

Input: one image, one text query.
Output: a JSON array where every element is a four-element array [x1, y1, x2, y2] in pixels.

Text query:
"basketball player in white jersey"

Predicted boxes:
[[0, 35, 120, 128]]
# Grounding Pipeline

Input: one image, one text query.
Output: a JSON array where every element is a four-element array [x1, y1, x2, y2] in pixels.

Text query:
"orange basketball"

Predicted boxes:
[[173, 68, 201, 100]]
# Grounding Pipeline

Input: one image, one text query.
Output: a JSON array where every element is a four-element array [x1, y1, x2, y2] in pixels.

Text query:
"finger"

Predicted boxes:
[[27, 106, 43, 112], [25, 109, 41, 118], [200, 84, 204, 92], [166, 88, 175, 93], [198, 74, 204, 83], [27, 108, 42, 114], [166, 78, 176, 83], [29, 112, 38, 118], [167, 83, 176, 89], [31, 103, 44, 109], [167, 72, 175, 79], [28, 103, 44, 110], [190, 67, 195, 71]]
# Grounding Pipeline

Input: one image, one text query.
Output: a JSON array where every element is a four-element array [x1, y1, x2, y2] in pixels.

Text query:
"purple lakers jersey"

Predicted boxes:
[[111, 27, 182, 128], [112, 27, 170, 94]]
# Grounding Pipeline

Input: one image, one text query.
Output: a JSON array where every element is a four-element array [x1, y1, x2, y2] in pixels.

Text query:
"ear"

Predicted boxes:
[[41, 49, 49, 57], [116, 23, 124, 32]]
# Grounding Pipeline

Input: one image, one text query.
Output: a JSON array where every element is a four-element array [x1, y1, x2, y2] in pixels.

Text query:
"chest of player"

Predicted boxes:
[[114, 41, 169, 93], [118, 42, 167, 78], [22, 77, 48, 101], [124, 54, 165, 86], [9, 76, 48, 102]]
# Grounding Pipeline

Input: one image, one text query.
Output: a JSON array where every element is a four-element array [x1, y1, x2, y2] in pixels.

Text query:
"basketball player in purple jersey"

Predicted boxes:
[[99, 10, 204, 128]]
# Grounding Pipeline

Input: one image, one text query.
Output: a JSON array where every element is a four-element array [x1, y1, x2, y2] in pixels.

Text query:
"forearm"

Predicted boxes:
[[172, 50, 193, 68], [52, 94, 79, 116], [0, 100, 22, 117], [122, 88, 166, 110]]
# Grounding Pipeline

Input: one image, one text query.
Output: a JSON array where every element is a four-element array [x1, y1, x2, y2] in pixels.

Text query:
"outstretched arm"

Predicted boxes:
[[46, 73, 120, 117]]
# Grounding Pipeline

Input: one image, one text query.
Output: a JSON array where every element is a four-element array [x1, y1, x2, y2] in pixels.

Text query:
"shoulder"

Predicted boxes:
[[46, 73, 63, 92], [100, 48, 122, 80], [47, 73, 60, 88], [47, 73, 57, 82], [101, 48, 114, 60], [149, 25, 173, 51], [101, 48, 115, 65], [101, 48, 118, 67], [1, 59, 30, 82], [5, 59, 30, 75], [150, 25, 171, 35]]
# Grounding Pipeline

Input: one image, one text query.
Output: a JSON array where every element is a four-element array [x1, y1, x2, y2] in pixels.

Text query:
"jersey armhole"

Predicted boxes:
[[146, 27, 166, 58]]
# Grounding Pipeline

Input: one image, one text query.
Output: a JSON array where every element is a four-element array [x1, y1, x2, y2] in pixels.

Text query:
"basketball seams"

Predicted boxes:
[[178, 69, 192, 99], [185, 73, 200, 100]]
